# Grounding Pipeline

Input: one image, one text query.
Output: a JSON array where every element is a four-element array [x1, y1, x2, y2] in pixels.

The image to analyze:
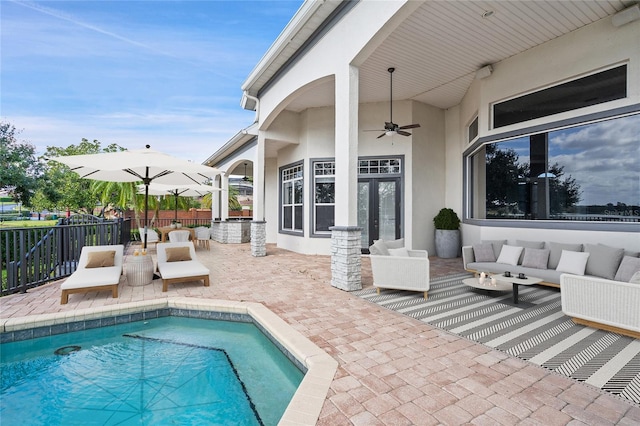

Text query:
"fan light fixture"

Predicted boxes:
[[363, 67, 421, 139], [242, 163, 249, 181]]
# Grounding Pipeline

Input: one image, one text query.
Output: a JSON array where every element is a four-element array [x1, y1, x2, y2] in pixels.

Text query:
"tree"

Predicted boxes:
[[42, 139, 124, 214], [0, 122, 43, 206]]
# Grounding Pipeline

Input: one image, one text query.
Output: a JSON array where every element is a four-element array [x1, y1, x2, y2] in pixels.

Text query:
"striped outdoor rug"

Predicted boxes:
[[353, 273, 640, 405]]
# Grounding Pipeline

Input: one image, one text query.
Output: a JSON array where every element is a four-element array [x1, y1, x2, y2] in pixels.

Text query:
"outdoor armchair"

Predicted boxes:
[[156, 242, 210, 292], [168, 230, 191, 243], [195, 226, 210, 250], [139, 227, 160, 248], [369, 240, 430, 298], [60, 244, 124, 304]]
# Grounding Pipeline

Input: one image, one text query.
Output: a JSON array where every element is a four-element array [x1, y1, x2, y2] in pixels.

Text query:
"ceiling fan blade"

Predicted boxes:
[[364, 129, 386, 132], [397, 130, 412, 136], [376, 133, 386, 139], [398, 123, 421, 130]]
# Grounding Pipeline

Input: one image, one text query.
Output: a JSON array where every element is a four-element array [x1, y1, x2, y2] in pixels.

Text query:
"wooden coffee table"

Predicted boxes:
[[463, 274, 542, 304]]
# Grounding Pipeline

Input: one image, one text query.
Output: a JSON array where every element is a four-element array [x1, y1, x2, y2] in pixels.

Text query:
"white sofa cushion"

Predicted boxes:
[[369, 240, 390, 256], [496, 245, 523, 266], [547, 242, 583, 270], [556, 250, 589, 276]]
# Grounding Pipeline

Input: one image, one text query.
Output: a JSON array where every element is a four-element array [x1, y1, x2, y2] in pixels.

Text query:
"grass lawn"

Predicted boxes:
[[0, 220, 58, 228]]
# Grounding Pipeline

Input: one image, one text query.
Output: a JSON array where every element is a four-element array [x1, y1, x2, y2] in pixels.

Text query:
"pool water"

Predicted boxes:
[[1, 317, 304, 425]]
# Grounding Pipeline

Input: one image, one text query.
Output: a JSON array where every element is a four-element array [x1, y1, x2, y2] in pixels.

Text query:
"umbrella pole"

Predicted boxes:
[[174, 194, 178, 222], [143, 171, 150, 250]]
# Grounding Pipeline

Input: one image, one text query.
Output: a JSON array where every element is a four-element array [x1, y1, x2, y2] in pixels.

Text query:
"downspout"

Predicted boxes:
[[242, 92, 260, 124]]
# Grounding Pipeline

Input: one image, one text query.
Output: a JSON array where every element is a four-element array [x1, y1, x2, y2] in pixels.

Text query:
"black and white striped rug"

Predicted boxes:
[[354, 273, 640, 405]]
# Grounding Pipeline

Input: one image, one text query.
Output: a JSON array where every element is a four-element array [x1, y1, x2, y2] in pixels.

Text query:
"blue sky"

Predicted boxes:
[[1, 0, 303, 163]]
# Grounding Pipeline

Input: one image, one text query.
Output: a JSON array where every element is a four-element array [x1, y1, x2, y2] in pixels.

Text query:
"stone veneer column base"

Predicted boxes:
[[211, 221, 250, 244], [330, 226, 362, 291], [251, 221, 266, 257]]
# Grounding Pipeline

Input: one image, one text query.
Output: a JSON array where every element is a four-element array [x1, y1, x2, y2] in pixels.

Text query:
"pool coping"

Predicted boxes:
[[0, 298, 337, 426]]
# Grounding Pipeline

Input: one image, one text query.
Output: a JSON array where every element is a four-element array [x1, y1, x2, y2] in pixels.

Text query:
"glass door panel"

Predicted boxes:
[[358, 182, 370, 248], [359, 178, 401, 251], [378, 181, 396, 241]]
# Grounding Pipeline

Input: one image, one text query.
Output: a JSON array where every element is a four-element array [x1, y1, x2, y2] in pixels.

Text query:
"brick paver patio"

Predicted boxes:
[[1, 241, 639, 425]]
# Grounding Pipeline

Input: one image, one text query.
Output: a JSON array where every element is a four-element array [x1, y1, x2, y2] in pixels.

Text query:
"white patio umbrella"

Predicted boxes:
[[52, 145, 220, 249], [138, 182, 221, 222]]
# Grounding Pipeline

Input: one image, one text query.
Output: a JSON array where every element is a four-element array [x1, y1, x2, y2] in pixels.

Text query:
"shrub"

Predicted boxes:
[[433, 208, 460, 230]]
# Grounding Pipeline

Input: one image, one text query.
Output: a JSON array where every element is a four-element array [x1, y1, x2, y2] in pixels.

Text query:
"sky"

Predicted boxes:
[[1, 0, 304, 163]]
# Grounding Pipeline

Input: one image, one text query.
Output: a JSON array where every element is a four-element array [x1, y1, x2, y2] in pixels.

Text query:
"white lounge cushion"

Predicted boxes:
[[60, 245, 124, 291], [156, 242, 209, 281]]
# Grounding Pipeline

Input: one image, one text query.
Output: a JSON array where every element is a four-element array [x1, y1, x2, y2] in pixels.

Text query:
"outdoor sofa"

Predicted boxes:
[[560, 273, 640, 338], [463, 240, 640, 337], [60, 244, 124, 304], [462, 240, 639, 288]]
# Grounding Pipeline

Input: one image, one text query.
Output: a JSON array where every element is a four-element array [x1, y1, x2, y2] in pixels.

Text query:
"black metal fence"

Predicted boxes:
[[0, 216, 131, 296]]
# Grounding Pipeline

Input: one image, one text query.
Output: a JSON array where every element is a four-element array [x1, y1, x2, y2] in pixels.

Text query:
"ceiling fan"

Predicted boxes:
[[366, 67, 420, 139]]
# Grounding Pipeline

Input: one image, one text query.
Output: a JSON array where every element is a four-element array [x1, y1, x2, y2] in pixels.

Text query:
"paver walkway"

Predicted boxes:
[[1, 242, 639, 425]]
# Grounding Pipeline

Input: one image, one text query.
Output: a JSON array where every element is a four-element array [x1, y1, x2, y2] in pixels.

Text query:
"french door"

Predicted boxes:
[[358, 177, 401, 252]]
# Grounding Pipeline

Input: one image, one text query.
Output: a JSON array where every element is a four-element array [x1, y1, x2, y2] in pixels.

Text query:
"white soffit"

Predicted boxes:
[[358, 0, 633, 109], [276, 0, 633, 113]]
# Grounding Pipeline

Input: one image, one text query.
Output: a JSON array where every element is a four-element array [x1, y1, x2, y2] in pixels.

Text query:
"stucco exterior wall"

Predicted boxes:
[[450, 16, 640, 252]]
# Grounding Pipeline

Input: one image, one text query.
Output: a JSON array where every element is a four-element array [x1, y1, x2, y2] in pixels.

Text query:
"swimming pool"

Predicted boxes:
[[0, 298, 338, 425], [2, 316, 303, 425]]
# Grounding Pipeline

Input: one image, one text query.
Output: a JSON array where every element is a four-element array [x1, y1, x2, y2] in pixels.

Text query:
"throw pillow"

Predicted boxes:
[[496, 245, 523, 266], [473, 243, 496, 262], [584, 243, 624, 280], [482, 239, 507, 259], [629, 271, 640, 285], [384, 238, 405, 249], [614, 256, 640, 282], [547, 242, 583, 269], [555, 250, 590, 275], [516, 240, 545, 264], [389, 247, 410, 257], [369, 240, 390, 256], [165, 247, 192, 262], [521, 248, 550, 269], [85, 250, 116, 268]]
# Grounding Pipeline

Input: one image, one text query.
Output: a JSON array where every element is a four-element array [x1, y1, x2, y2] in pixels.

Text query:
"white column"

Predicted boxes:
[[251, 132, 267, 257], [334, 64, 359, 225], [211, 175, 221, 221], [221, 173, 229, 221], [331, 64, 362, 291], [253, 132, 266, 221]]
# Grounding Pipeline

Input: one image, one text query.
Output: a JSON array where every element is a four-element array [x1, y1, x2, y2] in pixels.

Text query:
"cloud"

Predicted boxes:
[[6, 108, 256, 163]]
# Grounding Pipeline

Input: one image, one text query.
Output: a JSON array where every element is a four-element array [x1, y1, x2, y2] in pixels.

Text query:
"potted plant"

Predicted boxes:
[[433, 208, 461, 258]]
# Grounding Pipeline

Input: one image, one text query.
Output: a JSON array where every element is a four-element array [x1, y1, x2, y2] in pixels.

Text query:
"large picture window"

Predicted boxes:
[[312, 160, 335, 234], [468, 113, 639, 222], [281, 163, 303, 233]]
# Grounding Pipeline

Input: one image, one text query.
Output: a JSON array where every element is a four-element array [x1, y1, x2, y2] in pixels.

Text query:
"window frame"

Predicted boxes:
[[279, 161, 304, 236], [463, 104, 640, 233], [309, 158, 335, 238]]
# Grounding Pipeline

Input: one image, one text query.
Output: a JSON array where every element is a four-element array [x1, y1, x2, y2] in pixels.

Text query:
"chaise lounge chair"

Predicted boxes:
[[156, 242, 210, 292], [60, 244, 124, 304]]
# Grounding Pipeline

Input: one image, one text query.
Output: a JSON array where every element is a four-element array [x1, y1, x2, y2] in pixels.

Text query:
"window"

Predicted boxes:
[[359, 158, 401, 175], [281, 163, 303, 233], [312, 161, 335, 234], [493, 65, 627, 128], [468, 116, 479, 142], [468, 113, 640, 223]]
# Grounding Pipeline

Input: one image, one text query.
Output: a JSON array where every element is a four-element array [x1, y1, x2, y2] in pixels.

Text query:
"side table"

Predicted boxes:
[[126, 254, 154, 286]]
